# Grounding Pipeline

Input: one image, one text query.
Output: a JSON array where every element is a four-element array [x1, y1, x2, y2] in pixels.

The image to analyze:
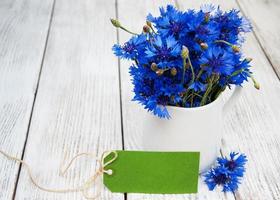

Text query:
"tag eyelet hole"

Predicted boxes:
[[106, 169, 113, 175]]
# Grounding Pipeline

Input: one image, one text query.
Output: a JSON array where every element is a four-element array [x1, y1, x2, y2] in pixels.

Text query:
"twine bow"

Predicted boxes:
[[0, 149, 118, 199]]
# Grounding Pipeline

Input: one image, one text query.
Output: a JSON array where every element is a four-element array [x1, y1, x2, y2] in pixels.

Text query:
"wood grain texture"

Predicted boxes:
[[0, 0, 279, 199], [0, 0, 54, 199], [178, 0, 280, 199], [222, 15, 280, 200], [14, 0, 124, 199], [237, 0, 280, 78], [117, 0, 235, 199]]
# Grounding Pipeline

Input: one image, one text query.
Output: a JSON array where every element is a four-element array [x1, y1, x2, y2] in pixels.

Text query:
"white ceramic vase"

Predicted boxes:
[[142, 87, 241, 172]]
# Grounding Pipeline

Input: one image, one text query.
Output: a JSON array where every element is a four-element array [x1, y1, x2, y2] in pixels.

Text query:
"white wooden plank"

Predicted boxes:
[[0, 0, 54, 199], [117, 0, 235, 199], [237, 0, 280, 78], [221, 36, 280, 200], [14, 0, 124, 199], [178, 0, 280, 199]]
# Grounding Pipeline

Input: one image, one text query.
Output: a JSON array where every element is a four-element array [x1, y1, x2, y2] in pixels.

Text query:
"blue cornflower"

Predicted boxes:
[[133, 94, 171, 119], [230, 58, 251, 85], [200, 4, 216, 14], [204, 152, 247, 192], [148, 99, 171, 119], [214, 8, 250, 44], [204, 166, 239, 192], [240, 18, 252, 33], [199, 46, 235, 75], [112, 34, 146, 59], [218, 152, 248, 177], [147, 5, 187, 38], [184, 10, 220, 44], [145, 35, 181, 66]]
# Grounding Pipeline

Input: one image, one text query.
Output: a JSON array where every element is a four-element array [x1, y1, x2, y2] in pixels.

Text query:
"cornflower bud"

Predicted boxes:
[[245, 57, 253, 62], [205, 13, 210, 22], [254, 81, 260, 90], [181, 45, 189, 59], [156, 69, 164, 76], [146, 21, 152, 27], [143, 25, 150, 33], [251, 75, 260, 90], [232, 45, 240, 52], [150, 63, 158, 71], [170, 67, 177, 76], [110, 19, 121, 28], [200, 42, 208, 50]]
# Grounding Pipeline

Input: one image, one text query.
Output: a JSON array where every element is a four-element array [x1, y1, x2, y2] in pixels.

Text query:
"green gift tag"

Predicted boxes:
[[103, 151, 200, 194]]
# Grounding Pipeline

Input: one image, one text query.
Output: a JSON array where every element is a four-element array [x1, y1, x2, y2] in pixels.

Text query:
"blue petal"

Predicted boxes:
[[166, 36, 177, 49]]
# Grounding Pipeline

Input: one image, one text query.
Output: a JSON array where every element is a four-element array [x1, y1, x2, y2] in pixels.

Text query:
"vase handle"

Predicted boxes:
[[223, 86, 242, 114]]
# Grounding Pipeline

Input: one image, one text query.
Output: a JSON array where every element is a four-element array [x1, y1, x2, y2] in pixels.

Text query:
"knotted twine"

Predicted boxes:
[[0, 149, 118, 199]]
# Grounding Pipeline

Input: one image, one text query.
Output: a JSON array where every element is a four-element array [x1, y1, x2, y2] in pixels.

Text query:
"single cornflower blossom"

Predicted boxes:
[[199, 46, 235, 76], [204, 152, 247, 192], [147, 5, 187, 37], [218, 152, 247, 176], [145, 35, 181, 64], [201, 4, 216, 14], [112, 34, 146, 59]]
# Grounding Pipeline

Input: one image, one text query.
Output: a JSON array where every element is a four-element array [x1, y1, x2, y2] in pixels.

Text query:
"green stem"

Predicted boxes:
[[182, 90, 190, 106], [231, 69, 244, 77], [150, 26, 156, 34], [181, 57, 187, 84], [245, 72, 260, 89], [196, 68, 204, 81], [183, 92, 197, 107], [231, 69, 260, 89], [183, 57, 195, 106], [187, 56, 195, 85], [210, 69, 243, 96], [185, 93, 192, 101], [120, 26, 138, 35], [181, 54, 196, 106], [183, 90, 203, 106], [200, 75, 215, 106], [214, 40, 232, 46], [214, 86, 226, 100], [190, 91, 194, 107], [182, 56, 196, 104], [207, 81, 222, 101], [193, 92, 203, 98]]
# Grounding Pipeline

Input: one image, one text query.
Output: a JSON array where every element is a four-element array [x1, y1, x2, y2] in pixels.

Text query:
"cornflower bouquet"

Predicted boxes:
[[111, 5, 259, 119]]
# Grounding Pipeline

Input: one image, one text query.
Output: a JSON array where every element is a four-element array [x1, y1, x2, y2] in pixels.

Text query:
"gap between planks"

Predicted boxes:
[[11, 0, 56, 199], [235, 0, 280, 81], [115, 0, 127, 199]]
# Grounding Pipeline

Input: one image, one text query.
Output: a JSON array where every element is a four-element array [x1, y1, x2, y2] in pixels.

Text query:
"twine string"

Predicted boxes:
[[0, 149, 118, 199]]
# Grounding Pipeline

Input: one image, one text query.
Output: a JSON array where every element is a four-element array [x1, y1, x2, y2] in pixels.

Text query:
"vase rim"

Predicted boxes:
[[166, 93, 223, 111]]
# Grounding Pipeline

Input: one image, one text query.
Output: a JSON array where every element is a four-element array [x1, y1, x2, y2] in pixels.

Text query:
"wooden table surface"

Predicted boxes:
[[0, 0, 279, 199]]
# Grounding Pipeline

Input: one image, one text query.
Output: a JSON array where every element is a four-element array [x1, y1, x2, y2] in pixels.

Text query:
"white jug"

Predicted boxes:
[[142, 87, 241, 172]]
